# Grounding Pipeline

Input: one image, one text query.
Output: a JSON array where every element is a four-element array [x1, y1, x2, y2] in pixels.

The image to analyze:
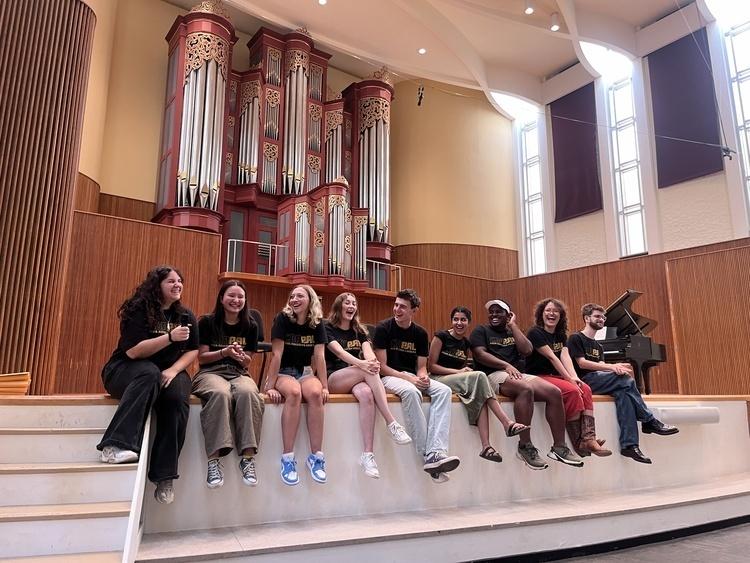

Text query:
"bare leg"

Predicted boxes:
[[329, 367, 398, 425], [487, 397, 513, 430], [499, 379, 534, 444], [363, 372, 398, 425], [351, 382, 375, 452], [300, 377, 324, 453], [275, 376, 302, 453], [527, 377, 566, 446], [477, 404, 491, 449]]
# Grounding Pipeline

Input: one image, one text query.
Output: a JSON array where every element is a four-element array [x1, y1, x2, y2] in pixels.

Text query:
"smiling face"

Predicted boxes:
[[585, 309, 606, 331], [487, 304, 509, 330], [542, 301, 561, 332], [451, 311, 470, 336], [340, 294, 357, 322], [288, 286, 310, 319], [393, 297, 415, 326], [221, 285, 246, 318], [160, 270, 183, 306]]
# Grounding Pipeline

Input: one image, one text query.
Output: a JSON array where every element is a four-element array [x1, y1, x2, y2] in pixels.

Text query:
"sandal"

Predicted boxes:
[[506, 422, 530, 437], [479, 446, 503, 463]]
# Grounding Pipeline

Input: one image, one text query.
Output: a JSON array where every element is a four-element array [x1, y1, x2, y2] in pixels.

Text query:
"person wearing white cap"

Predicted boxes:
[[469, 299, 583, 469]]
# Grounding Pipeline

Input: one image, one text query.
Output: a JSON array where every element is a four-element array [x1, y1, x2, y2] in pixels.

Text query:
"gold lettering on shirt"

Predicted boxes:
[[346, 339, 362, 350], [552, 342, 563, 353], [489, 336, 515, 347], [588, 347, 600, 359]]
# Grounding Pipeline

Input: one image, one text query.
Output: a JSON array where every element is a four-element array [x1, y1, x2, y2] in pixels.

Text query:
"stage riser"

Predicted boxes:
[[143, 399, 750, 534], [0, 432, 104, 464], [0, 404, 117, 428], [0, 469, 136, 507], [1, 517, 128, 559]]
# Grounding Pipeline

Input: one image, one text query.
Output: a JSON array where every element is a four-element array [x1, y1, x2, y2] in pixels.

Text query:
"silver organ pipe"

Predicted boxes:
[[358, 97, 391, 243], [250, 97, 259, 182], [238, 83, 260, 184], [177, 73, 194, 206], [198, 61, 215, 207], [283, 53, 308, 195], [187, 64, 207, 206]]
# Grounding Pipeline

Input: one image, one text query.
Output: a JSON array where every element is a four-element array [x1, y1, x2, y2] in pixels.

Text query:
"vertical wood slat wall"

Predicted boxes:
[[665, 247, 750, 395], [0, 0, 95, 394], [54, 212, 223, 394], [394, 243, 519, 280]]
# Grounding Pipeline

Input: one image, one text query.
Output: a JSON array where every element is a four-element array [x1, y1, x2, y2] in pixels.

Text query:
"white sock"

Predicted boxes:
[[281, 452, 294, 461]]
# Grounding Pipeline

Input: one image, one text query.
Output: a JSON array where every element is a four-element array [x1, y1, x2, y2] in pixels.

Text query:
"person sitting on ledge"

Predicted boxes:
[[469, 299, 580, 470], [263, 285, 328, 486], [373, 289, 460, 483], [567, 303, 679, 464], [428, 306, 529, 464], [525, 298, 611, 462], [97, 265, 198, 505], [192, 280, 264, 489], [324, 292, 412, 480]]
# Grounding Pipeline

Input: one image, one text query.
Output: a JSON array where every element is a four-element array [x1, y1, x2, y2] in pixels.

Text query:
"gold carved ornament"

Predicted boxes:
[[266, 89, 280, 108], [263, 143, 278, 161], [225, 152, 233, 168], [314, 230, 324, 248], [268, 47, 281, 61], [309, 103, 322, 121], [328, 194, 345, 208], [190, 0, 230, 19], [369, 65, 395, 87], [285, 49, 309, 74], [353, 216, 368, 233], [314, 198, 325, 217], [184, 32, 229, 81], [227, 116, 235, 128], [308, 155, 321, 173], [295, 202, 310, 221], [344, 234, 352, 253], [345, 208, 352, 222], [230, 81, 237, 93], [240, 81, 260, 110], [326, 86, 342, 101], [359, 98, 390, 133], [325, 110, 343, 141]]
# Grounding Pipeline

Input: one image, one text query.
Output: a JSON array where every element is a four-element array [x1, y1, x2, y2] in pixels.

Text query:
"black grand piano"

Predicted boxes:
[[598, 289, 666, 394]]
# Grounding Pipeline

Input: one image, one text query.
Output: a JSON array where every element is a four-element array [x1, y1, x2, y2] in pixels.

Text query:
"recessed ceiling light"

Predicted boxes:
[[318, 0, 327, 5], [524, 1, 534, 15], [417, 48, 427, 55], [550, 12, 560, 32]]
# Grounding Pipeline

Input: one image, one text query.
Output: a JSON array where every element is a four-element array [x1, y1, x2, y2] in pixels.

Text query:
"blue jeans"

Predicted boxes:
[[581, 371, 655, 449]]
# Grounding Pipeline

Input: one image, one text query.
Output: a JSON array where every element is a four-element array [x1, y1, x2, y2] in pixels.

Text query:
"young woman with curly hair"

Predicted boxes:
[[525, 298, 610, 458], [97, 266, 198, 504], [264, 285, 328, 486]]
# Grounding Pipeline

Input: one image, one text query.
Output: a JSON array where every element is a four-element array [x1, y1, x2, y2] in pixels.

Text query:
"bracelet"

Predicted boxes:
[[167, 331, 173, 343], [220, 348, 225, 358]]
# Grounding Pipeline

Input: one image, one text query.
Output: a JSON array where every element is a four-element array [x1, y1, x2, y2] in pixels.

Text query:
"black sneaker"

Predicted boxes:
[[621, 445, 652, 464], [423, 452, 460, 474], [642, 419, 679, 436], [516, 443, 548, 470]]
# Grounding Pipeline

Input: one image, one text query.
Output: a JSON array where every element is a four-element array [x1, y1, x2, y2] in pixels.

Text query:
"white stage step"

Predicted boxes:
[[137, 473, 750, 562], [0, 428, 106, 463], [0, 462, 137, 506], [0, 502, 130, 558]]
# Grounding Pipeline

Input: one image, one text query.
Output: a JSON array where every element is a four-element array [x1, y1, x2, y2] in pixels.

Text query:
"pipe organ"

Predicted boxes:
[[155, 1, 394, 288]]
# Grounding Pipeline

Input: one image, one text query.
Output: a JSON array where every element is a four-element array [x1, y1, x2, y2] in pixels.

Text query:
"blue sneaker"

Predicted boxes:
[[280, 456, 299, 486], [306, 453, 327, 484]]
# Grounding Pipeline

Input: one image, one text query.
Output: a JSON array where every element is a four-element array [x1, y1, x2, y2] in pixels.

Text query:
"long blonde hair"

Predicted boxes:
[[282, 284, 323, 328], [327, 292, 369, 337]]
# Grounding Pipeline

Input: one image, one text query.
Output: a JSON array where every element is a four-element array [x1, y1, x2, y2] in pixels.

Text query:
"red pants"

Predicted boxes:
[[537, 375, 593, 420]]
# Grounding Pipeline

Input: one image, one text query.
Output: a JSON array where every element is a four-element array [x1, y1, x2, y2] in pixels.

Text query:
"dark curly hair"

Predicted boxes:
[[209, 279, 256, 337], [533, 298, 568, 337], [450, 306, 472, 322], [119, 266, 186, 328]]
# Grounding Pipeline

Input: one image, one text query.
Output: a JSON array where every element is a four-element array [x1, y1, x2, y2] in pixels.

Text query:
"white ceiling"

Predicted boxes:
[[168, 0, 710, 104]]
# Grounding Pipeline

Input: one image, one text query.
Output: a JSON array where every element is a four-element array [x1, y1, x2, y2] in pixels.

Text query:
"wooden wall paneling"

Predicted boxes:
[[394, 243, 519, 280], [54, 212, 222, 394], [665, 246, 750, 395], [74, 173, 100, 212], [0, 0, 95, 395], [98, 193, 156, 222]]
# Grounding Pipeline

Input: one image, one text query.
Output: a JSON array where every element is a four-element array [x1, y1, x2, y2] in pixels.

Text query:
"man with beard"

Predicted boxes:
[[470, 300, 581, 469], [567, 303, 679, 464]]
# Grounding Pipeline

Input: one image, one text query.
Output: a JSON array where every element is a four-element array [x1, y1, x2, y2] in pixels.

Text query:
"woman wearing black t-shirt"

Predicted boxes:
[[97, 266, 198, 505], [324, 292, 411, 479], [192, 280, 263, 489], [526, 298, 610, 457], [264, 285, 328, 486], [428, 307, 528, 463]]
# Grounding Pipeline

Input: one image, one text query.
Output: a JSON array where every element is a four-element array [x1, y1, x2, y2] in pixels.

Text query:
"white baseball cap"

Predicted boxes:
[[485, 299, 511, 313]]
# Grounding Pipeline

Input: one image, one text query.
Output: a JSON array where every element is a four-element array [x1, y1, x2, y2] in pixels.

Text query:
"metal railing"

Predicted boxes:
[[367, 259, 402, 292], [226, 239, 287, 275]]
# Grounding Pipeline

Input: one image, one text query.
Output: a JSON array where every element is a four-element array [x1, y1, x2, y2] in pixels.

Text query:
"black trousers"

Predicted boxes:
[[98, 357, 191, 483]]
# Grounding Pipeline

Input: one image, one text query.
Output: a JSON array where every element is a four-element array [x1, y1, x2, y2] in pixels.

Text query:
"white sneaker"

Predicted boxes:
[[387, 421, 412, 445], [430, 472, 450, 484], [100, 446, 138, 464], [359, 452, 380, 479]]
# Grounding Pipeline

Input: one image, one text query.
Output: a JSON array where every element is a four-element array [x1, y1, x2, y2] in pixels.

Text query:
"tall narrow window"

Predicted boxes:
[[609, 78, 646, 255], [520, 122, 546, 274], [726, 20, 750, 215]]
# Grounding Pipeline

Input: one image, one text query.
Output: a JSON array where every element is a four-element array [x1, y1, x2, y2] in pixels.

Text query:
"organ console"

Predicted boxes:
[[598, 289, 667, 394]]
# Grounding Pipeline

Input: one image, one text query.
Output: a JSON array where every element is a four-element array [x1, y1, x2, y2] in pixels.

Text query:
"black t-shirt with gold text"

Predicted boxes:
[[271, 312, 326, 370], [372, 318, 428, 374], [434, 330, 469, 370], [525, 326, 565, 376], [566, 332, 604, 377], [198, 314, 258, 370], [469, 324, 524, 374], [110, 302, 199, 371], [324, 321, 368, 375]]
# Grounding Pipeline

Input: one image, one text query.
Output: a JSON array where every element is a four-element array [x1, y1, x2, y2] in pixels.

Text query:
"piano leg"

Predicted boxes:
[[642, 365, 653, 395], [631, 361, 646, 395]]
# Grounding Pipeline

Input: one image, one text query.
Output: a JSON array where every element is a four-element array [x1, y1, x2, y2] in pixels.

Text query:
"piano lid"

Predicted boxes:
[[604, 289, 658, 337]]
